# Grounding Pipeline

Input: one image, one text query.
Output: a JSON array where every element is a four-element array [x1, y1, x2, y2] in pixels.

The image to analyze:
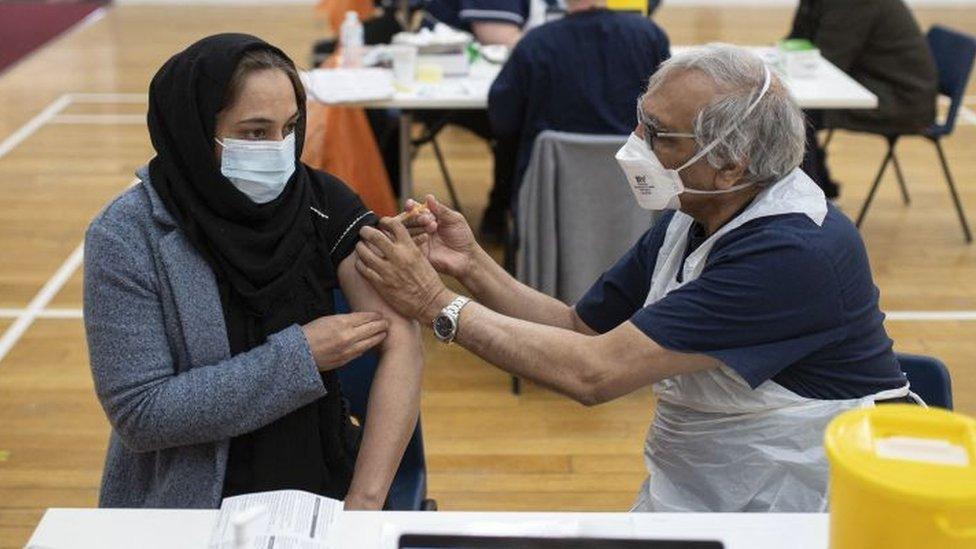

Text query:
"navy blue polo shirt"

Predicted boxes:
[[575, 203, 907, 400], [487, 9, 669, 188], [424, 0, 531, 31]]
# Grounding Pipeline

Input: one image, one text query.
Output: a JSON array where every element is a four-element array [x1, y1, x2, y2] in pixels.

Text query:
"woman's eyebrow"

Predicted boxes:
[[235, 112, 299, 125], [236, 117, 275, 125]]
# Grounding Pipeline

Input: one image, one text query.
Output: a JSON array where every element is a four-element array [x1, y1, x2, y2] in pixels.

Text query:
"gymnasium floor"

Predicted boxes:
[[1, 5, 974, 547]]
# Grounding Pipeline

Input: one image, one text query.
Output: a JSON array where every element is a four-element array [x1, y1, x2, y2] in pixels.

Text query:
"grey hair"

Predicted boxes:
[[644, 43, 806, 187]]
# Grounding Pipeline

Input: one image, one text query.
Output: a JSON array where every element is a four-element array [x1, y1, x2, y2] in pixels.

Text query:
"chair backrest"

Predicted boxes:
[[516, 130, 658, 304], [896, 352, 953, 410], [333, 290, 429, 510], [926, 25, 976, 134]]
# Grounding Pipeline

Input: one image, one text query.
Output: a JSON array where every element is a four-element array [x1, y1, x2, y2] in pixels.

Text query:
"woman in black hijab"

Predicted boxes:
[[83, 33, 422, 510]]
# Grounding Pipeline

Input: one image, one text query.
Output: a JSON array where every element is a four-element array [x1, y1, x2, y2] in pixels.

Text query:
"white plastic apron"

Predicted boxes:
[[631, 168, 921, 512]]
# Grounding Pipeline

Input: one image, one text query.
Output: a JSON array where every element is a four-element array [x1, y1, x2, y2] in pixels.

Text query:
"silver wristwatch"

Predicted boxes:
[[432, 295, 471, 344]]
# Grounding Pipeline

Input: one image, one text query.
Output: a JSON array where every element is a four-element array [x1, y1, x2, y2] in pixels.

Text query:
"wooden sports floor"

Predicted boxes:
[[1, 4, 975, 547]]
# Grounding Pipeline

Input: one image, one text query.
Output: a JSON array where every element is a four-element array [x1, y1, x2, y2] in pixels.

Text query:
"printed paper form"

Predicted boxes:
[[209, 490, 344, 549]]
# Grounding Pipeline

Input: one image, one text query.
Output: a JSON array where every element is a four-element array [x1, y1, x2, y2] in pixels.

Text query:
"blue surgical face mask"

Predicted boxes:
[[215, 132, 296, 204]]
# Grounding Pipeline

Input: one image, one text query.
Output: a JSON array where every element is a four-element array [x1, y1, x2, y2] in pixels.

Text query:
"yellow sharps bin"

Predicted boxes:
[[824, 404, 976, 549]]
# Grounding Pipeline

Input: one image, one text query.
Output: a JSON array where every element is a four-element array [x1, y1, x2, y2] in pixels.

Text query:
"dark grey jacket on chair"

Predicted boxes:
[[516, 131, 658, 305], [83, 166, 326, 508]]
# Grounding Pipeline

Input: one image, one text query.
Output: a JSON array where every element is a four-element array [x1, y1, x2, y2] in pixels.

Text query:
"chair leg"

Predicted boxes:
[[511, 375, 521, 395], [932, 138, 973, 243], [820, 128, 835, 149], [890, 147, 910, 205], [430, 137, 464, 216], [855, 146, 894, 228]]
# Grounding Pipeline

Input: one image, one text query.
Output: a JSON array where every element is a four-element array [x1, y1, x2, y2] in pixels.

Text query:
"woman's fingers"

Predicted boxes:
[[344, 331, 388, 361], [350, 318, 389, 341], [342, 311, 384, 326]]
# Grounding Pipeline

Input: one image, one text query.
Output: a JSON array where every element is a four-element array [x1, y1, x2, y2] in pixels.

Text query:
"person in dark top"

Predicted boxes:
[[488, 0, 670, 197], [424, 0, 530, 46], [352, 45, 913, 513], [84, 34, 422, 509], [788, 0, 937, 197]]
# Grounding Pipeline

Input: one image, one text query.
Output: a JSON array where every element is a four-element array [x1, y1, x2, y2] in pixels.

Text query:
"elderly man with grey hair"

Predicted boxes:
[[353, 44, 912, 512]]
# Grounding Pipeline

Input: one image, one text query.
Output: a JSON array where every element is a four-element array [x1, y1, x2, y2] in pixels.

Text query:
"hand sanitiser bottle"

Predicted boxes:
[[340, 11, 364, 68]]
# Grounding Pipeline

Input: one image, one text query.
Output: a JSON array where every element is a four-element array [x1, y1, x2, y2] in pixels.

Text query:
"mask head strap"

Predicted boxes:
[[676, 64, 772, 173]]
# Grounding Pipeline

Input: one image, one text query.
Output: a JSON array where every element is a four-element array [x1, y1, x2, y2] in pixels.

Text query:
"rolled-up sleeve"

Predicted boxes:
[[84, 220, 327, 453], [459, 0, 527, 26]]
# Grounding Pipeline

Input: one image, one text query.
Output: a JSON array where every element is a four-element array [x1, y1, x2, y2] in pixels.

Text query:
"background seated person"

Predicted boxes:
[[788, 0, 937, 198], [488, 0, 670, 209], [423, 0, 528, 46]]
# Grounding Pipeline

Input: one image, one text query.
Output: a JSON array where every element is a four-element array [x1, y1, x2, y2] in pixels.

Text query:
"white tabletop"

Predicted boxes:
[[317, 45, 877, 111], [26, 508, 829, 549]]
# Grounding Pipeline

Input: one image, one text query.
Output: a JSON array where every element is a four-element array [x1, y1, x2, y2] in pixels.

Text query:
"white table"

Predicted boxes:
[[26, 508, 830, 549], [315, 46, 878, 201]]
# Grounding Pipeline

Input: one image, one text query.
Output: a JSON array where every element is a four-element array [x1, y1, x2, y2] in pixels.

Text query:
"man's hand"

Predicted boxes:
[[400, 195, 480, 281], [357, 217, 452, 323], [301, 313, 388, 371]]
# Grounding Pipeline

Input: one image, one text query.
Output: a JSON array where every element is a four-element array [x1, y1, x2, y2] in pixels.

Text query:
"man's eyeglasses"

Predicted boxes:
[[636, 101, 696, 150]]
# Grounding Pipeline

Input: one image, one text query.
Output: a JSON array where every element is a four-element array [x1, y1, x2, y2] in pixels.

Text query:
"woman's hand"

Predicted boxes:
[[356, 217, 452, 323], [400, 195, 479, 281], [301, 313, 388, 372]]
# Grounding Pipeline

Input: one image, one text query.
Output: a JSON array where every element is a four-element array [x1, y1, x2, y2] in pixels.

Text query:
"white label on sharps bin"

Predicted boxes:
[[874, 436, 970, 467]]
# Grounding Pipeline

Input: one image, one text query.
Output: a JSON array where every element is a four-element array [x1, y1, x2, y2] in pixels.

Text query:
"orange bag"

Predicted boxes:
[[315, 0, 374, 33], [302, 100, 399, 218]]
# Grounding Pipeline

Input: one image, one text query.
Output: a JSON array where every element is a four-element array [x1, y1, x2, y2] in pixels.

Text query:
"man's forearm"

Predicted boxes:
[[428, 293, 605, 405], [458, 246, 578, 330], [345, 323, 422, 509]]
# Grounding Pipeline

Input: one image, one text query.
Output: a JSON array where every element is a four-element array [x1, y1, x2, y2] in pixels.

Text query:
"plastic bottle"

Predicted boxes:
[[339, 11, 364, 68]]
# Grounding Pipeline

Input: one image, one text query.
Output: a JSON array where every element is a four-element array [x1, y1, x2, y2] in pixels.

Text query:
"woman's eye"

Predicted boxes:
[[246, 129, 266, 140]]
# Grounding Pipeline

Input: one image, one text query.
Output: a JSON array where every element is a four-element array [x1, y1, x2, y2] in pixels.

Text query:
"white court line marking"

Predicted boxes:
[[0, 308, 84, 319], [66, 93, 146, 103], [0, 178, 137, 365], [0, 244, 84, 364], [0, 94, 71, 160], [51, 114, 145, 125]]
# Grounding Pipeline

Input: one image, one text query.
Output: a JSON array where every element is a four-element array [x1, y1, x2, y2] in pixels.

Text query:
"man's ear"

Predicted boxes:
[[713, 160, 748, 190]]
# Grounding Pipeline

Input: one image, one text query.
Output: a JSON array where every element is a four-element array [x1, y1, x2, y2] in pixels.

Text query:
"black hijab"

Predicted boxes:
[[147, 33, 316, 316], [147, 33, 358, 499]]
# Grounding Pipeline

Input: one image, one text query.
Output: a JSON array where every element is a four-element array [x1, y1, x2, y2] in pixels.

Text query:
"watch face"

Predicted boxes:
[[434, 315, 454, 338]]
